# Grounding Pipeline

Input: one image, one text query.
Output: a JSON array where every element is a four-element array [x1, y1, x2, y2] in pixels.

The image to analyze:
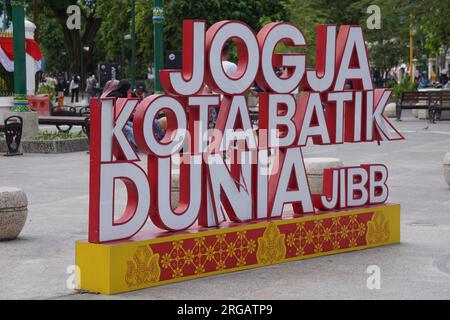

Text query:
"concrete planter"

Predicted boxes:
[[443, 153, 450, 188], [0, 137, 89, 154], [0, 187, 28, 240], [383, 103, 397, 118], [304, 158, 344, 194]]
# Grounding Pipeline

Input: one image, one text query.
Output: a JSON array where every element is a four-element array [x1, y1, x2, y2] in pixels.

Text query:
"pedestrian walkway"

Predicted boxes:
[[1, 114, 450, 299]]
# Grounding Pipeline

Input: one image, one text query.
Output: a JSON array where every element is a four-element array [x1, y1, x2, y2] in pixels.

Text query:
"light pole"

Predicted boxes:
[[153, 0, 164, 93], [409, 14, 414, 83], [131, 0, 136, 86], [80, 44, 89, 100], [11, 0, 28, 111], [123, 33, 131, 79]]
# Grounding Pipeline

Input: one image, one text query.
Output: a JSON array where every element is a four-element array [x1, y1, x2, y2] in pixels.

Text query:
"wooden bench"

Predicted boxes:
[[42, 105, 90, 133], [39, 116, 90, 134], [396, 91, 432, 121], [430, 91, 450, 123]]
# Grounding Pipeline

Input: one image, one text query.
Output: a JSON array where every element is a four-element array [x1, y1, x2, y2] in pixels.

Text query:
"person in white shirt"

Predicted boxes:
[[222, 44, 237, 78], [69, 74, 80, 103]]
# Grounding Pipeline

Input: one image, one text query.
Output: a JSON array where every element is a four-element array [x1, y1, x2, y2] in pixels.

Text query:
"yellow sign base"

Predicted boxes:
[[76, 204, 400, 295]]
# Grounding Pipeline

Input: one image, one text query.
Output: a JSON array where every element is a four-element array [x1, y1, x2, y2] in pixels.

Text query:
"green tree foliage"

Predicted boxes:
[[412, 0, 450, 69], [95, 0, 154, 80], [32, 0, 102, 78], [354, 0, 410, 70], [284, 0, 411, 70], [17, 0, 448, 84], [164, 0, 287, 50], [36, 14, 66, 73], [96, 0, 130, 63], [282, 0, 327, 66]]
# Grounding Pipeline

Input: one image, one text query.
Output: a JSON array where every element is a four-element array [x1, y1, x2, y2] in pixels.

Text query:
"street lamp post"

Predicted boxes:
[[121, 35, 125, 79], [80, 44, 89, 100], [11, 0, 28, 111], [131, 0, 136, 86], [153, 0, 164, 93], [123, 33, 131, 79], [409, 14, 414, 83], [80, 39, 84, 98]]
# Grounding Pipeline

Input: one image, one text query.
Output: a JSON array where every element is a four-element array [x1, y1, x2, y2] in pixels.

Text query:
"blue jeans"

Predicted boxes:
[[124, 120, 165, 152], [124, 122, 137, 150]]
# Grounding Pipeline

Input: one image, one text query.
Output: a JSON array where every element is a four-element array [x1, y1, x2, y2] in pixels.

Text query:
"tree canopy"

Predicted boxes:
[[7, 0, 448, 81]]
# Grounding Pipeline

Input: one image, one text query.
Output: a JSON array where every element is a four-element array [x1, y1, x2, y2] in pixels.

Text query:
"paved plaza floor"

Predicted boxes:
[[1, 112, 450, 300]]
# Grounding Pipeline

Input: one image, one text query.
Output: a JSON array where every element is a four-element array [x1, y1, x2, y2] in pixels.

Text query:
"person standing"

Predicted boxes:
[[55, 76, 66, 107], [221, 44, 238, 78], [70, 74, 80, 104], [85, 73, 97, 103]]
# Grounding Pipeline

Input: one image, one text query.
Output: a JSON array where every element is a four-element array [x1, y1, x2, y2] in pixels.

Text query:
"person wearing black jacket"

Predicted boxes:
[[107, 80, 166, 150]]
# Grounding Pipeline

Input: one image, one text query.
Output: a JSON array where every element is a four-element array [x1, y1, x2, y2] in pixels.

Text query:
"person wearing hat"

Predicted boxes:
[[134, 81, 147, 100]]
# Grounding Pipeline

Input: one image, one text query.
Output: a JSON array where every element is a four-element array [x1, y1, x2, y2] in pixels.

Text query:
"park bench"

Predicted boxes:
[[396, 91, 432, 121], [429, 91, 450, 123], [43, 105, 90, 133], [38, 115, 90, 134], [50, 105, 78, 117]]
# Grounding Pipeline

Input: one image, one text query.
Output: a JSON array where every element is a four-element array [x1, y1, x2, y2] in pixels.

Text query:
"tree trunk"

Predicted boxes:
[[58, 15, 101, 81], [59, 19, 81, 76], [33, 0, 40, 39]]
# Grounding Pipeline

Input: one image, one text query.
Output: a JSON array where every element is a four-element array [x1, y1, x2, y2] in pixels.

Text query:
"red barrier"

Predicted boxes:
[[28, 95, 50, 116]]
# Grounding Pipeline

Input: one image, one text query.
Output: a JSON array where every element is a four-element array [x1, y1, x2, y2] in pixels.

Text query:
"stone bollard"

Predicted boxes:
[[383, 103, 397, 118], [443, 153, 450, 188], [0, 187, 28, 240], [304, 158, 344, 195]]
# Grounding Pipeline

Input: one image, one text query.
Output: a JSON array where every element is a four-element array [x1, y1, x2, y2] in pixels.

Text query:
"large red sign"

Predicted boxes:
[[88, 20, 403, 244]]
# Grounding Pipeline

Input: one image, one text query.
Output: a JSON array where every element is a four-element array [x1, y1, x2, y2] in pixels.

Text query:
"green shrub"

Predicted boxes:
[[34, 130, 85, 141], [36, 82, 56, 104], [393, 81, 419, 101]]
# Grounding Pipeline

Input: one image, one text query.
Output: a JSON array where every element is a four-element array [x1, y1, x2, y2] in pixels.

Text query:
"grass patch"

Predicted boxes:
[[34, 130, 86, 141], [0, 130, 86, 141]]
